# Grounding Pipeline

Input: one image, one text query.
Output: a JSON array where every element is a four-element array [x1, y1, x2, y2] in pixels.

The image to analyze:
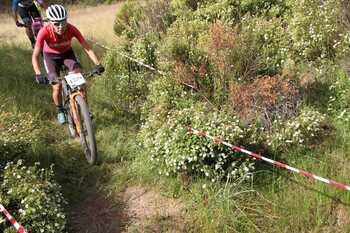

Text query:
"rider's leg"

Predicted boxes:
[[52, 82, 65, 124], [64, 50, 84, 97], [52, 83, 62, 107], [43, 52, 66, 124], [27, 4, 41, 47], [63, 50, 82, 73], [25, 27, 35, 48]]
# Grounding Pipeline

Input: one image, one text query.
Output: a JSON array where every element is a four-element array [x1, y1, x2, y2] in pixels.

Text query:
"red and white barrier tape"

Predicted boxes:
[[0, 204, 28, 233], [87, 38, 204, 92], [189, 127, 350, 192], [87, 38, 165, 75]]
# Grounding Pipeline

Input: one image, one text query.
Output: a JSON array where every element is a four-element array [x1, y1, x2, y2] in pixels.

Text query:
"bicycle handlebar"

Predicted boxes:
[[39, 70, 101, 85], [84, 69, 100, 78]]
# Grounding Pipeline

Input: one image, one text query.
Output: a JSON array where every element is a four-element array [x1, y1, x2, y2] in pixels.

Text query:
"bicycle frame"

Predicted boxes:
[[61, 76, 86, 136]]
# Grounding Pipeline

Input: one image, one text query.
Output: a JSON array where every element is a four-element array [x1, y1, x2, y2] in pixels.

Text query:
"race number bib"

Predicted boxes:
[[65, 73, 86, 88]]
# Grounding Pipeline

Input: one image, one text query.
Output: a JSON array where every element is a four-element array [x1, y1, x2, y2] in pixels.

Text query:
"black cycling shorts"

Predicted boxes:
[[43, 49, 82, 84]]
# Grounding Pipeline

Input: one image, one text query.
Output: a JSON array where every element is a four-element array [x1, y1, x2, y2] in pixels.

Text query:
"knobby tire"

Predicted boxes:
[[75, 95, 97, 165]]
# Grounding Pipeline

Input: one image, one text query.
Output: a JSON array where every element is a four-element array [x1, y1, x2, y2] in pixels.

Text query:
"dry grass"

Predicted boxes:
[[229, 74, 301, 128], [68, 3, 122, 46], [0, 14, 28, 44], [0, 3, 122, 46], [207, 21, 238, 73]]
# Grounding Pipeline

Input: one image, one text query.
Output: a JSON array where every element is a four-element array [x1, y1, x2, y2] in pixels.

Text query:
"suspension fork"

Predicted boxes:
[[69, 90, 86, 136]]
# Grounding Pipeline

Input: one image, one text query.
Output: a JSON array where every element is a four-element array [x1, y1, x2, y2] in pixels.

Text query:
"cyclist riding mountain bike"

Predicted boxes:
[[32, 4, 105, 124], [12, 0, 47, 47]]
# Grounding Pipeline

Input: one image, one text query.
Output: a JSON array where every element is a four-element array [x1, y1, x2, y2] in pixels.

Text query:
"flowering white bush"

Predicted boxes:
[[267, 108, 328, 151], [0, 110, 40, 163], [0, 160, 66, 233], [139, 103, 255, 182], [287, 0, 350, 66]]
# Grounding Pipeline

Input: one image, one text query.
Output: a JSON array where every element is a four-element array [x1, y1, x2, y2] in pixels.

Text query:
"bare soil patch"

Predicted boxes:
[[68, 186, 186, 233], [120, 186, 186, 233], [68, 193, 127, 233]]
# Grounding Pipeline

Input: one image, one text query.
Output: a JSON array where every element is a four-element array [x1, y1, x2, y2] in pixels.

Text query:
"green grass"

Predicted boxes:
[[0, 42, 52, 115]]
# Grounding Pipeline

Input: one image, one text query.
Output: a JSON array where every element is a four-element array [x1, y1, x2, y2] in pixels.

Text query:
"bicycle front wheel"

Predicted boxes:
[[75, 95, 97, 165]]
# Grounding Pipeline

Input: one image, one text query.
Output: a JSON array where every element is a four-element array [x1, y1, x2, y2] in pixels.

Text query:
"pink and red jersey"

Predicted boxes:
[[35, 23, 86, 54]]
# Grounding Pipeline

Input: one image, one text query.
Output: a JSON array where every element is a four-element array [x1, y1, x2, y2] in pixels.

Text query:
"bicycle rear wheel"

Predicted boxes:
[[75, 95, 97, 165]]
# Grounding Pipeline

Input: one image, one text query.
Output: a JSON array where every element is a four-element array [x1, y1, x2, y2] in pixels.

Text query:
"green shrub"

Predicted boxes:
[[327, 67, 350, 120], [239, 0, 289, 18], [195, 0, 241, 25], [161, 18, 209, 58], [239, 16, 290, 76], [0, 160, 66, 233], [214, 16, 290, 82], [113, 1, 144, 39], [139, 103, 255, 182], [170, 0, 193, 19], [131, 33, 160, 68], [91, 47, 154, 117], [193, 0, 288, 24], [141, 75, 193, 122], [171, 0, 205, 12], [160, 19, 216, 96]]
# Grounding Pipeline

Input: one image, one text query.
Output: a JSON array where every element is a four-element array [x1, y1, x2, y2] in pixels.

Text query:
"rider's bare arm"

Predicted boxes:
[[81, 41, 101, 66], [11, 0, 19, 23], [32, 46, 42, 75], [32, 28, 45, 75], [12, 10, 18, 24]]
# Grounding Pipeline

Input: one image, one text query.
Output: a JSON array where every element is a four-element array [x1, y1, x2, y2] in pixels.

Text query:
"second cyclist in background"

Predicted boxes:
[[12, 0, 47, 47]]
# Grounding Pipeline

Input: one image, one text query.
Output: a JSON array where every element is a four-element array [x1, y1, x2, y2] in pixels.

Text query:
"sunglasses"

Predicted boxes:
[[52, 20, 67, 27]]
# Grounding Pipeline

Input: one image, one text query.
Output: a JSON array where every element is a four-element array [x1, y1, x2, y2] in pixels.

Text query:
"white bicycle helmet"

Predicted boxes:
[[46, 4, 67, 21]]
